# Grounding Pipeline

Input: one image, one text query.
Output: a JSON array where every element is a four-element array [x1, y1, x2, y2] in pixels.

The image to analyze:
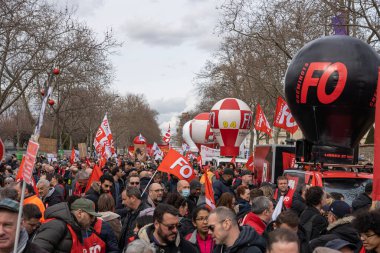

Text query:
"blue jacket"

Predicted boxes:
[[213, 178, 234, 202]]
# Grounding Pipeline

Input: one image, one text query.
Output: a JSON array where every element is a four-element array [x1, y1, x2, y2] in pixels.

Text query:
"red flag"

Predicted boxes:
[[230, 156, 236, 165], [157, 149, 196, 182], [98, 155, 107, 169], [254, 104, 272, 137], [85, 157, 91, 167], [16, 156, 38, 195], [85, 165, 103, 192], [246, 153, 254, 172], [273, 97, 298, 134], [282, 152, 296, 169], [204, 168, 216, 210], [70, 147, 76, 164], [373, 67, 380, 200]]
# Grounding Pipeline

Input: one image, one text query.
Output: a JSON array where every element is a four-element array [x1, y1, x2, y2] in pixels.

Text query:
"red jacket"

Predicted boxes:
[[241, 212, 266, 235]]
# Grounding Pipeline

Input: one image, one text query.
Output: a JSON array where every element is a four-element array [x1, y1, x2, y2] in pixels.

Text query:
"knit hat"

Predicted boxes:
[[223, 168, 234, 176], [190, 179, 201, 190], [329, 200, 351, 218]]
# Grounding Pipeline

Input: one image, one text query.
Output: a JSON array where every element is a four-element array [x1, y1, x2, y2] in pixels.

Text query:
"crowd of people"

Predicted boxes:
[[0, 153, 379, 253]]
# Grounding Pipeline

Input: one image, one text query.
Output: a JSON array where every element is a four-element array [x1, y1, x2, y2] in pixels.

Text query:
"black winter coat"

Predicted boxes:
[[299, 206, 328, 241], [138, 224, 199, 253], [213, 178, 234, 202], [352, 193, 372, 213], [33, 202, 83, 253], [43, 187, 64, 208], [23, 241, 49, 253], [213, 225, 266, 253], [309, 216, 362, 253], [291, 192, 306, 216], [85, 185, 101, 211]]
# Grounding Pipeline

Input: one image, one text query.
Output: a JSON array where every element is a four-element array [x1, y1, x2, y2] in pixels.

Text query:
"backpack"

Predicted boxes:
[[302, 213, 318, 241]]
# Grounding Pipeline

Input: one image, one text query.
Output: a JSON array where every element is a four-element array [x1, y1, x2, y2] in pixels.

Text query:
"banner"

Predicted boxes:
[[23, 140, 39, 185], [39, 137, 57, 154], [78, 143, 87, 158], [254, 104, 272, 137], [282, 152, 296, 169], [273, 97, 298, 134], [200, 145, 220, 159], [157, 149, 196, 182]]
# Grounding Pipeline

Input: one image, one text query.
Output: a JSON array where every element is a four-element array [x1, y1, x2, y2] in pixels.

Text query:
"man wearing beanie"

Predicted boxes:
[[309, 200, 362, 251], [212, 168, 235, 202], [187, 179, 202, 215]]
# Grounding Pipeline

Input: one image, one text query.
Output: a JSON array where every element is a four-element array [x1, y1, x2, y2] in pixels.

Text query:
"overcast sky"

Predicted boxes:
[[54, 0, 222, 134]]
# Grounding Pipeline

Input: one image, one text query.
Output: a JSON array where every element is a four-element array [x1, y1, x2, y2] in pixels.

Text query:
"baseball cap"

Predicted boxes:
[[329, 200, 351, 218], [0, 198, 19, 213], [223, 168, 234, 176], [325, 239, 357, 251], [241, 170, 253, 176], [71, 198, 101, 217]]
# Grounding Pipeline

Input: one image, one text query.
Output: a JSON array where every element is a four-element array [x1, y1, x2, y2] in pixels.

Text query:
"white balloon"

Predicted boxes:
[[182, 121, 199, 152]]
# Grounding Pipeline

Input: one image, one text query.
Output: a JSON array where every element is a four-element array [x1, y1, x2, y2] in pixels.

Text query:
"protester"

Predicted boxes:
[[241, 196, 274, 235], [37, 178, 63, 208], [352, 182, 372, 213], [50, 173, 65, 198], [324, 239, 356, 253], [266, 228, 299, 253], [212, 168, 235, 202], [187, 179, 202, 215], [235, 185, 252, 219], [291, 184, 308, 216], [111, 166, 124, 208], [125, 239, 156, 253], [98, 193, 122, 240], [177, 180, 190, 198], [0, 198, 48, 253], [137, 203, 197, 253], [12, 182, 45, 221], [22, 204, 42, 240], [127, 175, 141, 188], [185, 207, 214, 253], [217, 192, 236, 212], [146, 183, 164, 208], [300, 186, 328, 241], [352, 209, 380, 253], [208, 206, 266, 253], [273, 176, 293, 210], [164, 193, 193, 237], [85, 174, 114, 210]]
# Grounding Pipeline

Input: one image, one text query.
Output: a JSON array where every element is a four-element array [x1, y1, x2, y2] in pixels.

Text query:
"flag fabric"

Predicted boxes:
[[204, 168, 216, 210], [246, 153, 254, 172], [162, 125, 171, 144], [230, 156, 236, 165], [85, 165, 103, 192], [98, 155, 107, 169], [16, 156, 38, 195], [273, 97, 298, 134], [182, 143, 190, 155], [331, 13, 347, 35], [157, 149, 196, 182], [373, 67, 380, 201], [70, 147, 76, 164], [255, 104, 272, 137], [93, 114, 115, 159], [152, 142, 164, 160]]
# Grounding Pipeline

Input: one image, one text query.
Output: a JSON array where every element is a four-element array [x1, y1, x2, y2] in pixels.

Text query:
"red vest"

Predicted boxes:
[[83, 218, 106, 253], [274, 189, 293, 209]]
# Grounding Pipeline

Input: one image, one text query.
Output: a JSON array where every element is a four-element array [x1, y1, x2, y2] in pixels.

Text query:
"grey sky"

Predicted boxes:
[[54, 0, 221, 133]]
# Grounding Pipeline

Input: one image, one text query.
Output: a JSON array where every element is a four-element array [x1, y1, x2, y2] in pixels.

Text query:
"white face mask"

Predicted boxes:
[[181, 189, 190, 198]]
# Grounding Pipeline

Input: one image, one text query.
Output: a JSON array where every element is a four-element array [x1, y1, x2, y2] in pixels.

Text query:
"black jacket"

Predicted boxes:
[[33, 202, 83, 253], [236, 198, 251, 221], [352, 193, 372, 213], [299, 206, 328, 240], [119, 201, 151, 250], [85, 184, 101, 211], [23, 241, 50, 253], [213, 225, 266, 253], [291, 192, 306, 216], [138, 224, 199, 253], [309, 216, 362, 252], [43, 187, 64, 208], [213, 178, 234, 202]]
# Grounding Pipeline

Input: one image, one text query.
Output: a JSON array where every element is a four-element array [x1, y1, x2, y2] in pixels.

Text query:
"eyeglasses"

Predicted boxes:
[[208, 219, 229, 232], [103, 184, 112, 188], [160, 222, 180, 231], [130, 182, 140, 185], [360, 233, 377, 239], [195, 216, 208, 222]]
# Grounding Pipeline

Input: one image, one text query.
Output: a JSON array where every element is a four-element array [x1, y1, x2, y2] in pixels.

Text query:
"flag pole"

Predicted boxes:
[[141, 170, 158, 197]]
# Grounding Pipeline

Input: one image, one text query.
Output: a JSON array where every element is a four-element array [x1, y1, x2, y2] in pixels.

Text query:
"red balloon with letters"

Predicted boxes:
[[209, 98, 252, 157], [285, 36, 380, 149], [190, 113, 216, 150]]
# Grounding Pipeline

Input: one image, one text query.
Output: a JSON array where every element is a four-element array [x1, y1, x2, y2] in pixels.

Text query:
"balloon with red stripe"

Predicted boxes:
[[209, 98, 252, 157], [190, 112, 216, 150]]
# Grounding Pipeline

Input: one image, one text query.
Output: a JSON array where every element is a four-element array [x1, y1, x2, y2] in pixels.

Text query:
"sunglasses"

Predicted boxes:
[[130, 182, 140, 185], [208, 219, 229, 232], [160, 222, 180, 231]]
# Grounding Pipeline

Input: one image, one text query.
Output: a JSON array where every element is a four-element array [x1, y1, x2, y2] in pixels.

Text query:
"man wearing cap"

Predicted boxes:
[[309, 200, 362, 251], [212, 168, 235, 202], [0, 198, 48, 253]]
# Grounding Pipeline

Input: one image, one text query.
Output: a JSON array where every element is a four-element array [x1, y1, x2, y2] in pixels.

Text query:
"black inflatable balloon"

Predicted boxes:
[[285, 36, 380, 150]]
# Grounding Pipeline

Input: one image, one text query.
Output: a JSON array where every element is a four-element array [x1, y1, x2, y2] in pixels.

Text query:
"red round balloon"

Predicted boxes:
[[133, 135, 146, 145]]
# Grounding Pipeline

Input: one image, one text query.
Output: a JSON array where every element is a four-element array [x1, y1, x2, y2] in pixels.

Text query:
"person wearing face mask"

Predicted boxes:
[[177, 180, 190, 198], [212, 168, 235, 202]]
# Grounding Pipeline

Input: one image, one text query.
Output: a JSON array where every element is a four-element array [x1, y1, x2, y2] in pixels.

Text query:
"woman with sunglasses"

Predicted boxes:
[[352, 209, 380, 253], [185, 207, 214, 253]]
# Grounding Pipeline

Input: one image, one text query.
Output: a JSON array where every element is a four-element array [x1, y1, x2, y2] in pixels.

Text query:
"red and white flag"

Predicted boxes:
[[246, 153, 254, 172], [255, 104, 272, 137], [93, 114, 115, 159], [273, 97, 298, 134], [157, 149, 196, 182], [162, 124, 171, 144], [204, 168, 216, 210], [151, 142, 163, 160]]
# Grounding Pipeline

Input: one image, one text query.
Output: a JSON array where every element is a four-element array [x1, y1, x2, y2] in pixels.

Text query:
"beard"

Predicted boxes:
[[157, 225, 176, 244]]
